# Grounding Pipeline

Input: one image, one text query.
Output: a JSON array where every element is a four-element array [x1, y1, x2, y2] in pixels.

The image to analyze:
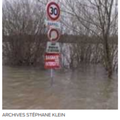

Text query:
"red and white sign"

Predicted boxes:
[[45, 2, 61, 70], [46, 2, 60, 21], [45, 53, 60, 69], [47, 28, 60, 41]]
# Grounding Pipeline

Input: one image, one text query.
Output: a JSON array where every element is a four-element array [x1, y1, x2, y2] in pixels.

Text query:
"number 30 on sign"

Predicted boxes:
[[46, 2, 60, 21]]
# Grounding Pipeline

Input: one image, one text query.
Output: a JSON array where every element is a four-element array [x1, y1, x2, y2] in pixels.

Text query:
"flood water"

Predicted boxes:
[[2, 64, 118, 109]]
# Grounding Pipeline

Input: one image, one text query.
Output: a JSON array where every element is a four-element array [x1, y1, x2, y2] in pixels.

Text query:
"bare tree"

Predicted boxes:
[[3, 0, 45, 67], [62, 0, 118, 77]]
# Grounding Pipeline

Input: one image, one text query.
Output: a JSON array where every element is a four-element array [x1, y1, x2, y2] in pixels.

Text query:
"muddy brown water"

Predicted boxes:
[[2, 64, 118, 109]]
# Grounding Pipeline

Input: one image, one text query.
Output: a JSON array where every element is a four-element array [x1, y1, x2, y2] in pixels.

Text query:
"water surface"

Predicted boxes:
[[2, 64, 118, 109]]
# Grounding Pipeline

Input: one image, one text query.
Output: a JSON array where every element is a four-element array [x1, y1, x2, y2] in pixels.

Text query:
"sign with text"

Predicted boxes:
[[45, 20, 61, 29], [45, 53, 60, 69], [46, 2, 60, 21], [46, 42, 60, 53]]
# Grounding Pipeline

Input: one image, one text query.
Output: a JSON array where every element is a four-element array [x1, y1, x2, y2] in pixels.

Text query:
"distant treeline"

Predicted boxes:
[[3, 34, 118, 72], [3, 34, 118, 44]]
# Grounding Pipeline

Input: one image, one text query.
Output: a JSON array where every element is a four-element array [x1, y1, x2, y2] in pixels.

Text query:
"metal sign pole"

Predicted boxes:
[[51, 69, 53, 86]]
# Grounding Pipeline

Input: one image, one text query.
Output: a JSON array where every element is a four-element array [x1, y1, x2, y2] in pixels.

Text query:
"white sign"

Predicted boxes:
[[46, 42, 60, 53], [45, 20, 61, 29], [46, 2, 60, 21]]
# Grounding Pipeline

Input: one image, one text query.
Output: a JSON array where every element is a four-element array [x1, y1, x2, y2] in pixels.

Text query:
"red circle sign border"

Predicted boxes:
[[47, 28, 60, 42], [47, 2, 60, 21]]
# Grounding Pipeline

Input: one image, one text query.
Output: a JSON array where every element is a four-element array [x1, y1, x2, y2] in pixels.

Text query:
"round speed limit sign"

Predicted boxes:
[[47, 2, 60, 21]]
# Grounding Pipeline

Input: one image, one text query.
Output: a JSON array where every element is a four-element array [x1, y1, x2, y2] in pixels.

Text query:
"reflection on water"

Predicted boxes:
[[2, 64, 118, 109]]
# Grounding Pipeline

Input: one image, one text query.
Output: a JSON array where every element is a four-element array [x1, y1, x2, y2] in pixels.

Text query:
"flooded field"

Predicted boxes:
[[2, 64, 118, 109]]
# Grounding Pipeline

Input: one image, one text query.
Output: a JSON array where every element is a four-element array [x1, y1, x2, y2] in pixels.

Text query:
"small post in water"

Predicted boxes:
[[51, 69, 53, 86]]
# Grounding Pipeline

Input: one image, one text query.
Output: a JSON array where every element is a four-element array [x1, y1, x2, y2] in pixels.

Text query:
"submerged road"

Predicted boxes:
[[3, 65, 118, 109]]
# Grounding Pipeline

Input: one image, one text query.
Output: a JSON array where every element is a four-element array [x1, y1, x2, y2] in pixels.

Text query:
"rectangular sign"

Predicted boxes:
[[46, 42, 60, 53], [45, 53, 60, 69], [45, 20, 61, 29]]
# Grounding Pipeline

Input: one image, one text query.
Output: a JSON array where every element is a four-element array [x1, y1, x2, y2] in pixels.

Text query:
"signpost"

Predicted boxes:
[[45, 53, 60, 69], [45, 1, 61, 86], [46, 42, 60, 53], [45, 20, 61, 29], [46, 2, 60, 21], [47, 28, 60, 42]]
